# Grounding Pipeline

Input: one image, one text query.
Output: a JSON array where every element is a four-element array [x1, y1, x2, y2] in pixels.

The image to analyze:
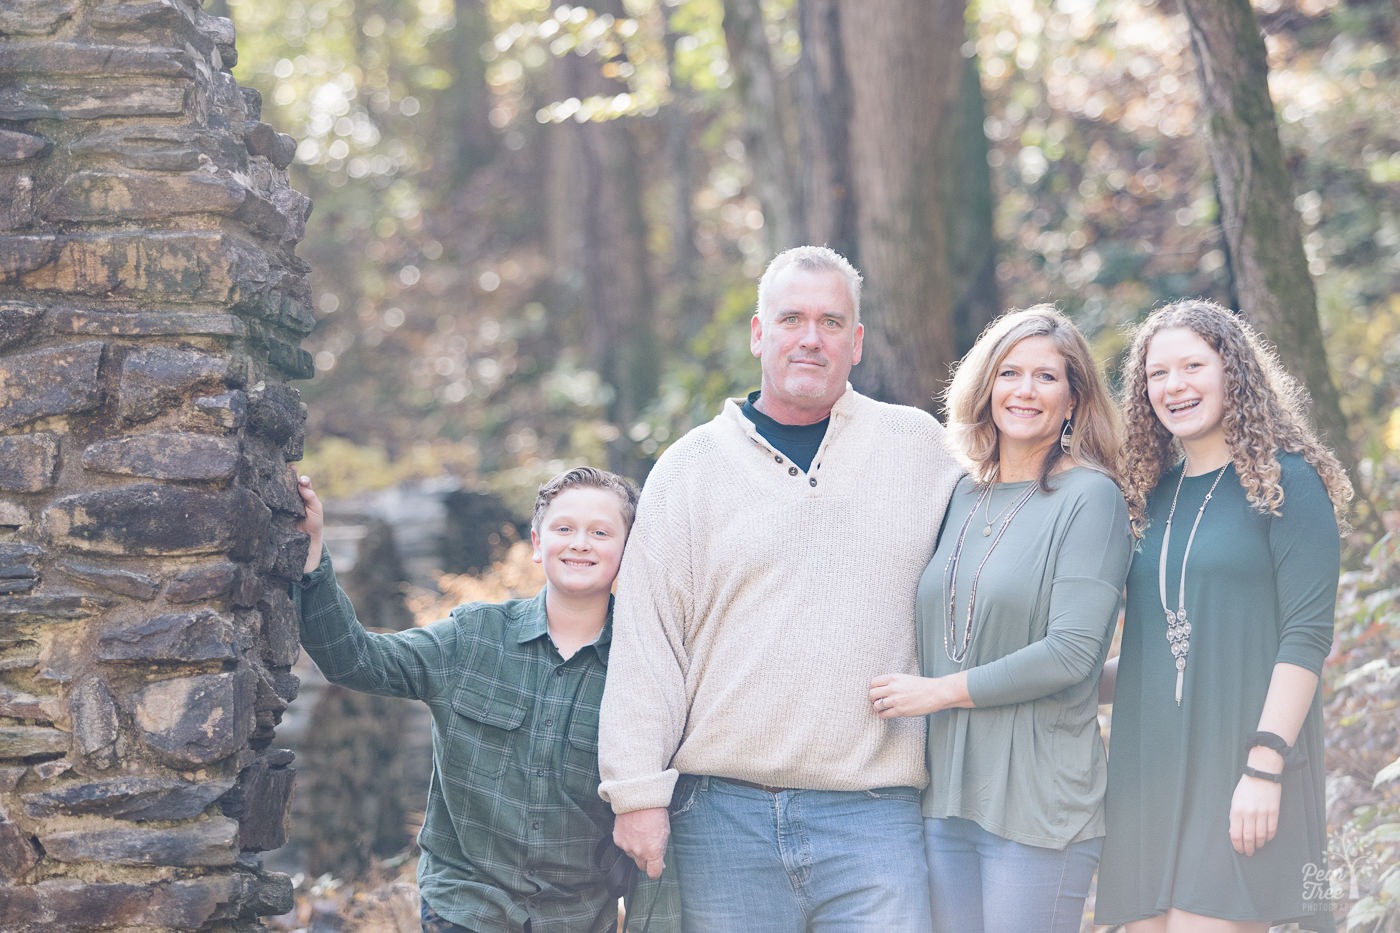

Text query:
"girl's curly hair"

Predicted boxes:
[[1119, 299, 1352, 537]]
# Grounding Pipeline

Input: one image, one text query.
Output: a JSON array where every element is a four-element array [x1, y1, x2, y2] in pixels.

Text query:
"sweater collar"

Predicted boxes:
[[728, 382, 859, 425]]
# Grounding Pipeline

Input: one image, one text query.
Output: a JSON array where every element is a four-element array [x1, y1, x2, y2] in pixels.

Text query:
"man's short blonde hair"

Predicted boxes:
[[756, 245, 863, 324]]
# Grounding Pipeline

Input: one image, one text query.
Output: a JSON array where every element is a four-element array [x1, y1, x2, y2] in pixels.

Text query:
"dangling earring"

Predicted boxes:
[[1059, 417, 1073, 454]]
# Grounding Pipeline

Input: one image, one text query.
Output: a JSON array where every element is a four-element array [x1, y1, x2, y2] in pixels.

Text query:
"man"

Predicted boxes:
[[598, 245, 962, 930]]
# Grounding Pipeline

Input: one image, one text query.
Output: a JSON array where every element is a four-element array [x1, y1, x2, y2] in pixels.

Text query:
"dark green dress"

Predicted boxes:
[[1096, 453, 1337, 930]]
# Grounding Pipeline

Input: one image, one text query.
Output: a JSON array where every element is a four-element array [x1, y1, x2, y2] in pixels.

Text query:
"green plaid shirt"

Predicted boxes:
[[295, 549, 679, 932]]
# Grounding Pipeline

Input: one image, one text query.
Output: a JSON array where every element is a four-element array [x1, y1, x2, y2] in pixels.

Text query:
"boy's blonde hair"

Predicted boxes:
[[530, 467, 640, 536]]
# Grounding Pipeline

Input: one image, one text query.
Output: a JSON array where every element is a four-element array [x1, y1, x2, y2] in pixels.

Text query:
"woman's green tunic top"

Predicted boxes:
[[918, 467, 1132, 849]]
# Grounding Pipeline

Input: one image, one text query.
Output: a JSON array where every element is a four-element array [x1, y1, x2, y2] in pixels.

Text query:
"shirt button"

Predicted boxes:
[[544, 718, 553, 727], [788, 466, 798, 476], [555, 669, 564, 677], [532, 821, 541, 830], [774, 455, 783, 463], [809, 477, 817, 487]]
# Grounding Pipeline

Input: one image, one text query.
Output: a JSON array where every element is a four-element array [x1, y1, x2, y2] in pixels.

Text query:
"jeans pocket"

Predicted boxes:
[[862, 784, 921, 804], [670, 774, 702, 818]]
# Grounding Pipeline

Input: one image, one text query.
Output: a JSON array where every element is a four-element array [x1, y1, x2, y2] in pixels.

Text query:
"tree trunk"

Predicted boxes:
[[1178, 0, 1362, 485], [544, 1, 659, 479], [441, 0, 499, 187], [663, 14, 707, 347], [728, 0, 1001, 380], [947, 52, 999, 354], [721, 0, 804, 253], [795, 0, 858, 261], [835, 0, 972, 409]]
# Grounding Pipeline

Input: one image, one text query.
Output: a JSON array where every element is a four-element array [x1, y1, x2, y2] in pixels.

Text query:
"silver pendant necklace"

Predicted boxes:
[[1157, 461, 1229, 706], [944, 480, 1038, 663], [980, 483, 1023, 536]]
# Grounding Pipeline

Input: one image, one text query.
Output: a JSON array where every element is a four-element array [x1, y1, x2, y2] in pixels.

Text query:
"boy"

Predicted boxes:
[[292, 466, 676, 932]]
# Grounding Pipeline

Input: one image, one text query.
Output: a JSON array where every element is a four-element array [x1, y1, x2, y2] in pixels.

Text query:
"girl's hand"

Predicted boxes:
[[1229, 771, 1282, 856]]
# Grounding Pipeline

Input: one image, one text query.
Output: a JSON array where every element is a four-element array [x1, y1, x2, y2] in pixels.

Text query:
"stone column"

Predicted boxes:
[[0, 1, 314, 929]]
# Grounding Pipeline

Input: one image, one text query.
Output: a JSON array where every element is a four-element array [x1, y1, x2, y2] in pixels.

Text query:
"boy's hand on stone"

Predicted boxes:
[[291, 467, 324, 575]]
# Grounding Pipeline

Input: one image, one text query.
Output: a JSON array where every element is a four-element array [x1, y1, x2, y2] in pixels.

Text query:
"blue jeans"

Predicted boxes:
[[667, 775, 931, 933], [924, 816, 1101, 933]]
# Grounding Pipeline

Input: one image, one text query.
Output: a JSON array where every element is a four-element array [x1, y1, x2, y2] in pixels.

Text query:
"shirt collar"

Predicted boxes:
[[516, 588, 613, 665]]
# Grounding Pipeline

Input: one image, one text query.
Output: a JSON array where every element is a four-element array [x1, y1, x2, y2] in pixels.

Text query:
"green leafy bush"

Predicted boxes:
[[1326, 533, 1400, 930]]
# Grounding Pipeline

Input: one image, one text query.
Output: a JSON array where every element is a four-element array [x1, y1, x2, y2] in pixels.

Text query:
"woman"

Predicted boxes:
[[870, 305, 1132, 932], [1095, 300, 1351, 932]]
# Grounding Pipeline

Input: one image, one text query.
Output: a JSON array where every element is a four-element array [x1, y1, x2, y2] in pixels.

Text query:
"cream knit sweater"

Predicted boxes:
[[598, 386, 962, 814]]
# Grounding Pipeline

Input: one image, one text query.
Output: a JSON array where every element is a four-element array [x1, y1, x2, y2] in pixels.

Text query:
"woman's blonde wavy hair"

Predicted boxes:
[[943, 304, 1123, 490], [1119, 299, 1352, 538]]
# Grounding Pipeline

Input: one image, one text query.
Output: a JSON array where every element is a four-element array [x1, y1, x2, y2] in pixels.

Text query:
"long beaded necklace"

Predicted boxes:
[[1158, 461, 1229, 706], [944, 480, 1038, 663]]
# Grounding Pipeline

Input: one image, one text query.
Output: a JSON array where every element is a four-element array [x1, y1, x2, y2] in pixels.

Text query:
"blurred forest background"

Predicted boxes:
[[213, 0, 1400, 510], [208, 0, 1400, 929]]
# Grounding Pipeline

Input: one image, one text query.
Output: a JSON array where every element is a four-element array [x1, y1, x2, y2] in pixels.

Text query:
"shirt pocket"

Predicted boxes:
[[446, 680, 531, 779]]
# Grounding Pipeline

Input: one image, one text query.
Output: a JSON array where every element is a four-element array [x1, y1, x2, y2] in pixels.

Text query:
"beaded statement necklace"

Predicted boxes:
[[944, 480, 1038, 663], [1158, 462, 1229, 706]]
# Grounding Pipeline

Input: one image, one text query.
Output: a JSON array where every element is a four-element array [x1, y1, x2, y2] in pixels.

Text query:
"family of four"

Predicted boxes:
[[293, 245, 1349, 933]]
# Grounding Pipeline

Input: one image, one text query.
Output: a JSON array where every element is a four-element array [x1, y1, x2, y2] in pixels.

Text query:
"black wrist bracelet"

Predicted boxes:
[[1242, 765, 1283, 783], [1246, 730, 1291, 755]]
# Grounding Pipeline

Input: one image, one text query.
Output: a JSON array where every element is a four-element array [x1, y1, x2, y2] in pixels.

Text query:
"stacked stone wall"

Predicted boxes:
[[0, 0, 313, 928]]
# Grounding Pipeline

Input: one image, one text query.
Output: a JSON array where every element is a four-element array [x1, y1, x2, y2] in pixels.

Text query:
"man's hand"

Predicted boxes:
[[614, 807, 670, 879]]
